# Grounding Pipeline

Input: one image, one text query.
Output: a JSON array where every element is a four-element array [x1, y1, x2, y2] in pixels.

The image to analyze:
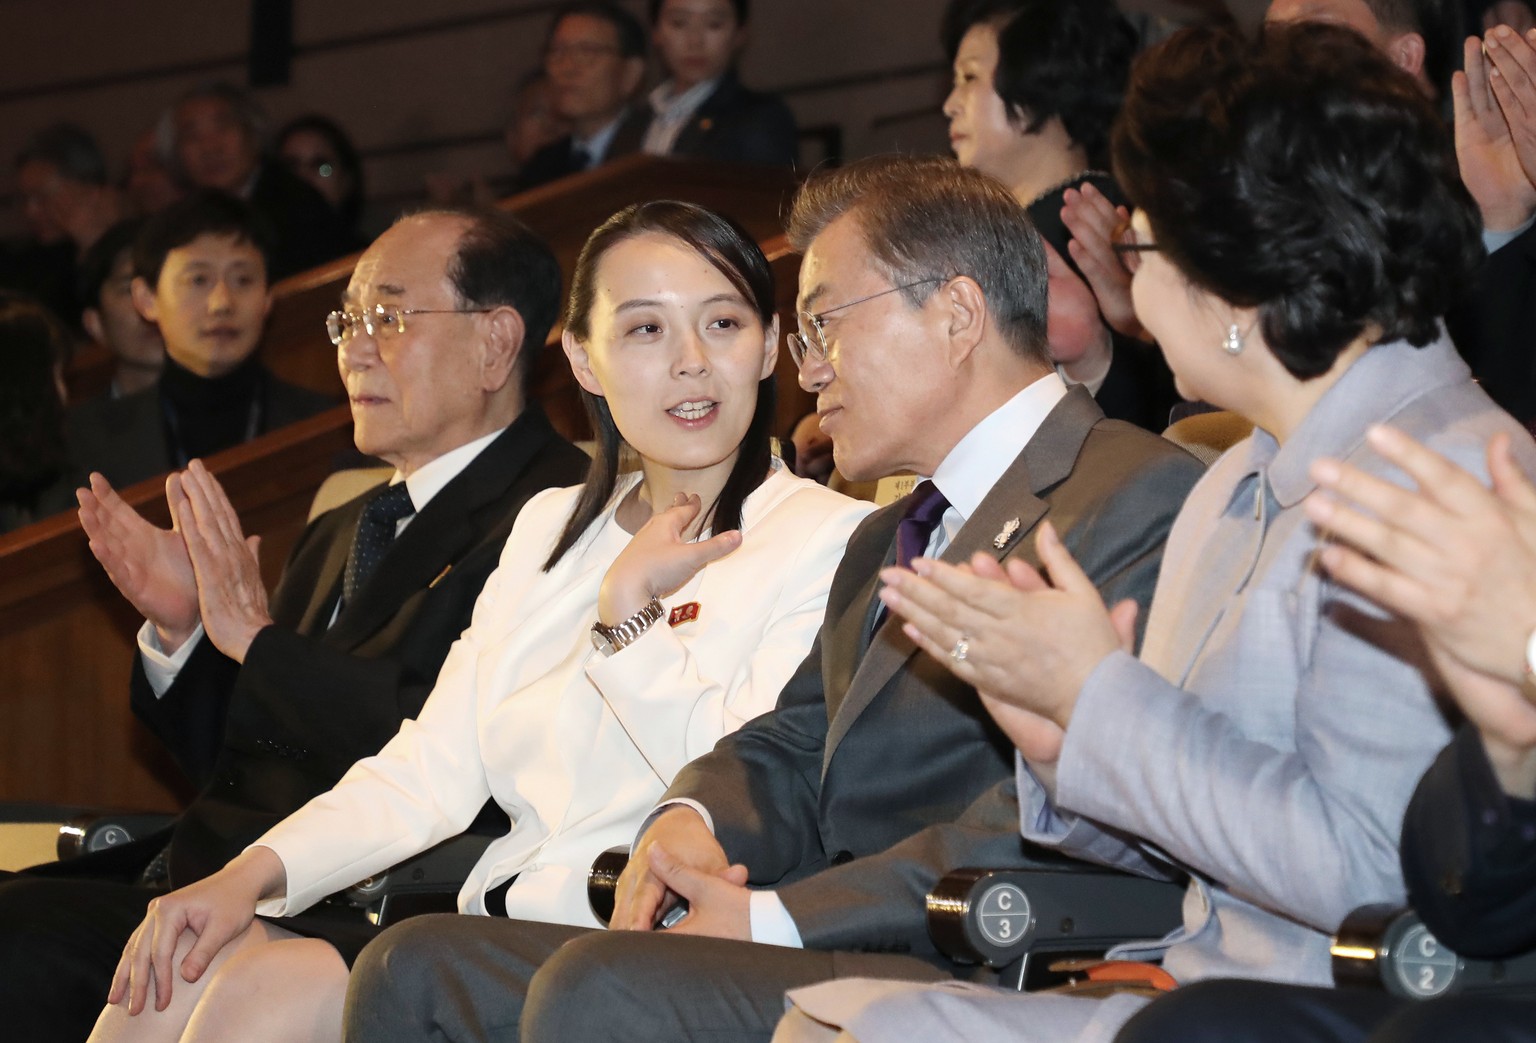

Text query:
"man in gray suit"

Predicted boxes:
[[342, 155, 1204, 1043]]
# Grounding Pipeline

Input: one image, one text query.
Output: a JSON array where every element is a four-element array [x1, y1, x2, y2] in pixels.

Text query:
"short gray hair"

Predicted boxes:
[[786, 154, 1049, 363]]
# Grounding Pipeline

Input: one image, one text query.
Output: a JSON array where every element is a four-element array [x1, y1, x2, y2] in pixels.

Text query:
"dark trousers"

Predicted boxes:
[[1115, 979, 1536, 1043], [0, 872, 162, 1043], [344, 915, 951, 1043]]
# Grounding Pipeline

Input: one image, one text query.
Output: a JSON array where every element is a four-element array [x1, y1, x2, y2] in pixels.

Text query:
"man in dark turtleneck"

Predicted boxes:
[[65, 191, 333, 489]]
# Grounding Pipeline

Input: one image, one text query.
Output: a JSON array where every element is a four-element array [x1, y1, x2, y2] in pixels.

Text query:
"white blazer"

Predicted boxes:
[[254, 464, 872, 927]]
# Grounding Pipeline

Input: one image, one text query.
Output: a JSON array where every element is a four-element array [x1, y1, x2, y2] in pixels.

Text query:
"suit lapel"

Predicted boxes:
[[823, 388, 1102, 766], [324, 408, 558, 649]]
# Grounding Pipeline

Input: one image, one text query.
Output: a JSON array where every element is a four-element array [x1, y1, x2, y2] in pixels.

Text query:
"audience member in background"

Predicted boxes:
[[426, 71, 573, 206], [625, 0, 798, 167], [162, 83, 353, 279], [941, 0, 1178, 431], [87, 200, 870, 1043], [0, 292, 78, 533], [77, 219, 165, 399], [0, 205, 587, 1043], [774, 24, 1531, 1043], [4, 122, 126, 323], [275, 115, 367, 250], [64, 192, 332, 490], [15, 123, 125, 257], [1479, 0, 1536, 30], [344, 156, 1200, 1043], [1115, 425, 1536, 1043], [513, 1, 648, 192], [124, 126, 184, 216]]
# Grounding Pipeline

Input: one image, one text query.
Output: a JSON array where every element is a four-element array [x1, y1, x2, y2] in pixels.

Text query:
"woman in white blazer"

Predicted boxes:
[[90, 201, 871, 1043]]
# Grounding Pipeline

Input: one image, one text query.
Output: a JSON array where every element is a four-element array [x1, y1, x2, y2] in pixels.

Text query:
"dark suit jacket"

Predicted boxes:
[[663, 388, 1204, 961], [613, 70, 798, 168], [1447, 221, 1536, 426], [64, 368, 334, 490], [1401, 724, 1536, 959], [511, 105, 647, 194], [128, 406, 588, 886]]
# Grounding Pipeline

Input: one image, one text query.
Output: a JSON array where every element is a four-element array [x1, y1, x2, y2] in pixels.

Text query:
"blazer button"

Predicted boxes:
[[1440, 871, 1464, 896], [831, 850, 854, 866]]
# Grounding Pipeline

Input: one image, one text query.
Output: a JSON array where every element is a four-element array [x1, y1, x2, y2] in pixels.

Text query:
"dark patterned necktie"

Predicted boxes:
[[895, 480, 951, 572], [341, 483, 415, 610]]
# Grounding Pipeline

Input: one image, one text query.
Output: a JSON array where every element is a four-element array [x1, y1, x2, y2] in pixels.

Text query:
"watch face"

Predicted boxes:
[[591, 626, 617, 656]]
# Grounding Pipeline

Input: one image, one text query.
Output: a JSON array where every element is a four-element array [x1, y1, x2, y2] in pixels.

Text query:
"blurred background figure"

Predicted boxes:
[[426, 71, 573, 207], [75, 219, 165, 399], [940, 0, 1178, 431], [124, 126, 185, 217], [4, 123, 127, 326], [0, 291, 79, 534], [276, 114, 367, 249], [160, 83, 353, 279], [629, 0, 798, 167], [514, 1, 649, 192]]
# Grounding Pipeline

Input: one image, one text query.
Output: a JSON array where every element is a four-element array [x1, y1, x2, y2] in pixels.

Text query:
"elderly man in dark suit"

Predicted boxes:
[[342, 155, 1202, 1043], [0, 205, 587, 1043]]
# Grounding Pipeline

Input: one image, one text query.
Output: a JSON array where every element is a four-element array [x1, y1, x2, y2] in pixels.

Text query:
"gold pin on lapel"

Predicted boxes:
[[993, 518, 1021, 550], [429, 564, 454, 588]]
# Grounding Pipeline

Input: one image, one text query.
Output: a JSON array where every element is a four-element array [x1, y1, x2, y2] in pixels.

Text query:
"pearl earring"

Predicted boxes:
[[1221, 323, 1246, 356]]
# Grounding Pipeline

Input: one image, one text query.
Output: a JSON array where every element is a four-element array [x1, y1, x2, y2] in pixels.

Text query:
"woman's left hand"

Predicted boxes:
[[878, 521, 1136, 762], [599, 493, 742, 626]]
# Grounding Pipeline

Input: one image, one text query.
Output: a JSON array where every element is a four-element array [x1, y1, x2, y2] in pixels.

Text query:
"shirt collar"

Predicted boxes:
[[930, 371, 1069, 523], [649, 77, 718, 120], [573, 112, 627, 166], [396, 427, 506, 512], [1239, 331, 1471, 510]]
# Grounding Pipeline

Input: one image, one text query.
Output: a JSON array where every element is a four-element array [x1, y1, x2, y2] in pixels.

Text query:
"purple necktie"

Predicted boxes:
[[895, 480, 951, 572]]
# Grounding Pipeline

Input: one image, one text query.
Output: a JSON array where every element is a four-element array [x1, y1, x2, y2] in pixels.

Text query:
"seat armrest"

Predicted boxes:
[[344, 833, 495, 926], [57, 812, 176, 860], [927, 868, 1185, 990], [1332, 904, 1536, 1000], [587, 846, 631, 926]]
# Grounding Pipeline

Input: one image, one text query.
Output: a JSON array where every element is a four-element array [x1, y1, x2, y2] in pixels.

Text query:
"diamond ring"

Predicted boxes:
[[950, 635, 971, 662]]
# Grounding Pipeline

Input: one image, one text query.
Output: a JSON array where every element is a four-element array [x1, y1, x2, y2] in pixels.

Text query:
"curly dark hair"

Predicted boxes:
[[943, 0, 1138, 165], [1112, 22, 1483, 380]]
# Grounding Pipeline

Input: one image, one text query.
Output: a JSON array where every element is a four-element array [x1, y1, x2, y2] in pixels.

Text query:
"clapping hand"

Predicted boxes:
[[1060, 183, 1150, 343], [1454, 32, 1536, 232], [173, 460, 272, 663], [877, 522, 1136, 765], [77, 472, 199, 651]]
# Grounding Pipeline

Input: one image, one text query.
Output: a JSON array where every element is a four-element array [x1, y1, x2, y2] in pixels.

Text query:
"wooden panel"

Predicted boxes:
[[0, 407, 355, 810]]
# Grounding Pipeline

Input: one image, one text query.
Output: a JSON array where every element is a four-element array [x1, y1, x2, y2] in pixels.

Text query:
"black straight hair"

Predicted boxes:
[[132, 190, 274, 288], [543, 200, 776, 571]]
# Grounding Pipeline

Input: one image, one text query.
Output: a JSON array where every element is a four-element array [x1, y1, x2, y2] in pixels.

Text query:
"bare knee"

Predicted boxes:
[[184, 939, 347, 1043]]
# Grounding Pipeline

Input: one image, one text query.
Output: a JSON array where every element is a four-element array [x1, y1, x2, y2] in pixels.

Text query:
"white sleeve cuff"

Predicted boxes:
[[137, 620, 205, 698], [632, 798, 716, 854], [748, 890, 805, 948]]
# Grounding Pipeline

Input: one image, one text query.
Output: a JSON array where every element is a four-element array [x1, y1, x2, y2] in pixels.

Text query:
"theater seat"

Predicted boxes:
[[1332, 904, 1536, 1000]]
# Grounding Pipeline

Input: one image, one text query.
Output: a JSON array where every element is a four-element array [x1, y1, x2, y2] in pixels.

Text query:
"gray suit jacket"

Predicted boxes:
[[1021, 335, 1536, 988], [663, 388, 1205, 961]]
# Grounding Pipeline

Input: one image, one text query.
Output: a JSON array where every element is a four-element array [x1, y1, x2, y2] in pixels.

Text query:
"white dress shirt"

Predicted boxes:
[[642, 77, 719, 156]]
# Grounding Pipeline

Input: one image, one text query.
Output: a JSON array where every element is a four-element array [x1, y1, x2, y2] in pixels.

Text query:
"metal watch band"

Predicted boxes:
[[597, 596, 664, 654]]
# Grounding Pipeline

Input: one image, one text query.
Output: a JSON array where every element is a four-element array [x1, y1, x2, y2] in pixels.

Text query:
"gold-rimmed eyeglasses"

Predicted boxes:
[[326, 304, 492, 347], [786, 278, 944, 368]]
